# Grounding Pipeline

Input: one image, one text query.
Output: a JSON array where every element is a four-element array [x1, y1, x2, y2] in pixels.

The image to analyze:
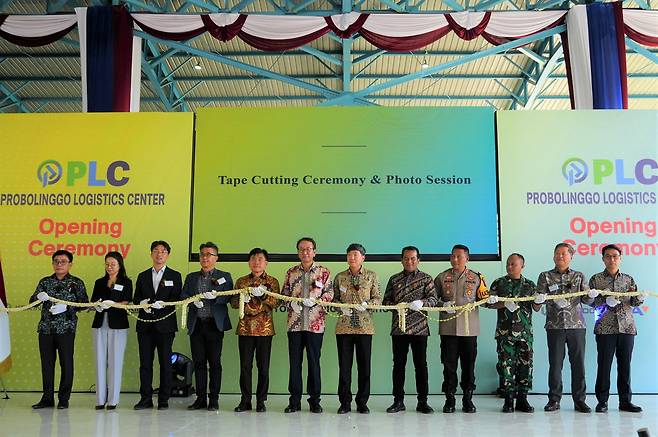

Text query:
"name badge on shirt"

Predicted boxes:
[[548, 284, 559, 292], [315, 280, 323, 288], [113, 284, 124, 291], [164, 280, 174, 287], [339, 286, 347, 293], [217, 277, 226, 285]]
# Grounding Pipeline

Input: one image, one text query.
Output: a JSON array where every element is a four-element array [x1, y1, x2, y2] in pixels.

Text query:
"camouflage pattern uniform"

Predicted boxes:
[[489, 275, 536, 395]]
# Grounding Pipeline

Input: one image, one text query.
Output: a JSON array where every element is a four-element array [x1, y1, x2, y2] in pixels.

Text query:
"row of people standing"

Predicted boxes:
[[27, 239, 645, 416]]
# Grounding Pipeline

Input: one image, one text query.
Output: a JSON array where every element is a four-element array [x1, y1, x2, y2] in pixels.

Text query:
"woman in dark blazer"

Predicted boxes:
[[91, 251, 132, 410]]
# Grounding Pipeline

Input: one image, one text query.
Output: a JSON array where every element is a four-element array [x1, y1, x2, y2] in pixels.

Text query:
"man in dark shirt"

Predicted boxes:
[[29, 249, 88, 410]]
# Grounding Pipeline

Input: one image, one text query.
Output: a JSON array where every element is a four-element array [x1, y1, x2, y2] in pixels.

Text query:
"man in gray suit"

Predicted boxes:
[[182, 242, 233, 411]]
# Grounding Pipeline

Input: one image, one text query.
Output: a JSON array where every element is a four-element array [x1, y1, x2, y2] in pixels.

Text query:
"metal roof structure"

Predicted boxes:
[[0, 0, 656, 113]]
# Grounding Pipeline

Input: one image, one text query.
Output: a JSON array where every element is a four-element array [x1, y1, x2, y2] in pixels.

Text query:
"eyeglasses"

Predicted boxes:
[[199, 252, 218, 258], [298, 248, 315, 253], [52, 260, 69, 265], [152, 250, 169, 254]]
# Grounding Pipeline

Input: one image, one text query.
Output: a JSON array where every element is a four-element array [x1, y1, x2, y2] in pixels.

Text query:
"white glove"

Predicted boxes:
[[504, 300, 519, 312], [37, 292, 50, 302], [302, 298, 316, 307], [201, 291, 215, 300], [251, 286, 266, 297], [606, 296, 620, 308], [340, 307, 352, 316], [533, 293, 546, 304], [100, 300, 114, 310], [587, 289, 600, 299], [408, 300, 423, 311], [243, 294, 251, 304], [140, 298, 152, 313], [291, 301, 302, 314], [94, 304, 104, 313], [152, 300, 164, 309], [49, 303, 67, 315], [637, 292, 648, 302], [355, 301, 368, 312], [443, 300, 456, 314], [555, 298, 569, 309], [193, 300, 204, 308], [487, 295, 499, 304]]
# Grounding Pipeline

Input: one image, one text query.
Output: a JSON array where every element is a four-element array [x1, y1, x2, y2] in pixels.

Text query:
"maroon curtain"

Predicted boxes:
[[624, 25, 658, 46], [239, 26, 331, 51], [202, 14, 245, 42], [0, 13, 76, 47], [324, 14, 369, 38], [360, 26, 451, 52], [112, 7, 134, 112], [446, 12, 491, 40], [133, 15, 206, 41]]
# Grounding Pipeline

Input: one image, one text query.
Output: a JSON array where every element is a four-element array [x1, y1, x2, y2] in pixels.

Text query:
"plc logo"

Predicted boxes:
[[36, 160, 130, 187], [562, 157, 658, 186], [562, 157, 588, 186], [37, 160, 63, 187]]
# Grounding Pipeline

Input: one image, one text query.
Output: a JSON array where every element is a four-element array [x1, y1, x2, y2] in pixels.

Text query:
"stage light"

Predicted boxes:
[[170, 352, 194, 397]]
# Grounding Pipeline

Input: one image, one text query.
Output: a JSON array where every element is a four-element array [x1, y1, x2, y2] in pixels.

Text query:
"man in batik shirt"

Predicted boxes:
[[231, 248, 279, 413], [282, 237, 332, 413], [383, 246, 438, 415], [30, 249, 88, 410], [333, 243, 381, 415], [588, 244, 645, 414]]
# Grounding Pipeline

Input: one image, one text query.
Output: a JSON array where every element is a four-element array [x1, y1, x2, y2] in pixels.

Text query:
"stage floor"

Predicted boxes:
[[0, 393, 654, 436]]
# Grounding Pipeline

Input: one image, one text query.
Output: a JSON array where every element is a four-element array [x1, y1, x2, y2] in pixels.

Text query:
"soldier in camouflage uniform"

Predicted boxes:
[[487, 253, 537, 413]]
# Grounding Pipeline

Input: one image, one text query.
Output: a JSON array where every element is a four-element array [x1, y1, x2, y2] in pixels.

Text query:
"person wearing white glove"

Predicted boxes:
[[536, 243, 591, 414], [443, 300, 456, 314], [488, 253, 538, 413], [383, 246, 437, 415], [282, 237, 333, 414], [332, 243, 382, 414], [587, 244, 644, 413], [407, 299, 423, 311], [180, 241, 233, 412], [29, 250, 88, 410], [133, 240, 182, 411], [434, 244, 488, 414]]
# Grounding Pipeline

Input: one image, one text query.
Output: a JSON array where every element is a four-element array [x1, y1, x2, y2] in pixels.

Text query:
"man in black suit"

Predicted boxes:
[[181, 242, 233, 411], [133, 240, 182, 411]]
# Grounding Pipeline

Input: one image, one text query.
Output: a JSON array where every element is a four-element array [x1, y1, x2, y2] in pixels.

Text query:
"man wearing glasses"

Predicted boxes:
[[588, 244, 645, 413], [133, 240, 182, 411], [30, 250, 88, 409], [333, 243, 381, 414], [282, 237, 332, 413], [181, 241, 233, 411]]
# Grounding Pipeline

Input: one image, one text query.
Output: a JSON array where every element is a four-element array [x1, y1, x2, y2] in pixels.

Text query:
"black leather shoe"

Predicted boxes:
[[574, 401, 591, 413], [95, 405, 105, 410], [188, 398, 207, 410], [416, 402, 434, 414], [515, 395, 534, 413], [337, 404, 351, 414], [462, 391, 476, 413], [157, 402, 169, 411], [595, 402, 608, 413], [133, 399, 154, 410], [443, 394, 456, 413], [544, 400, 560, 412], [309, 404, 323, 414], [234, 403, 252, 412], [356, 405, 370, 414], [207, 399, 219, 411], [619, 402, 642, 413], [284, 404, 300, 413], [57, 401, 69, 410], [386, 401, 405, 413], [256, 402, 266, 413], [502, 396, 514, 413], [106, 405, 117, 411], [32, 399, 54, 409]]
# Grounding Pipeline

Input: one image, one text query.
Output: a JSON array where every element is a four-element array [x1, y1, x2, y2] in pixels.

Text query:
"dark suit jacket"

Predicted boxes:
[[90, 276, 133, 329], [133, 266, 182, 333], [181, 268, 233, 334]]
